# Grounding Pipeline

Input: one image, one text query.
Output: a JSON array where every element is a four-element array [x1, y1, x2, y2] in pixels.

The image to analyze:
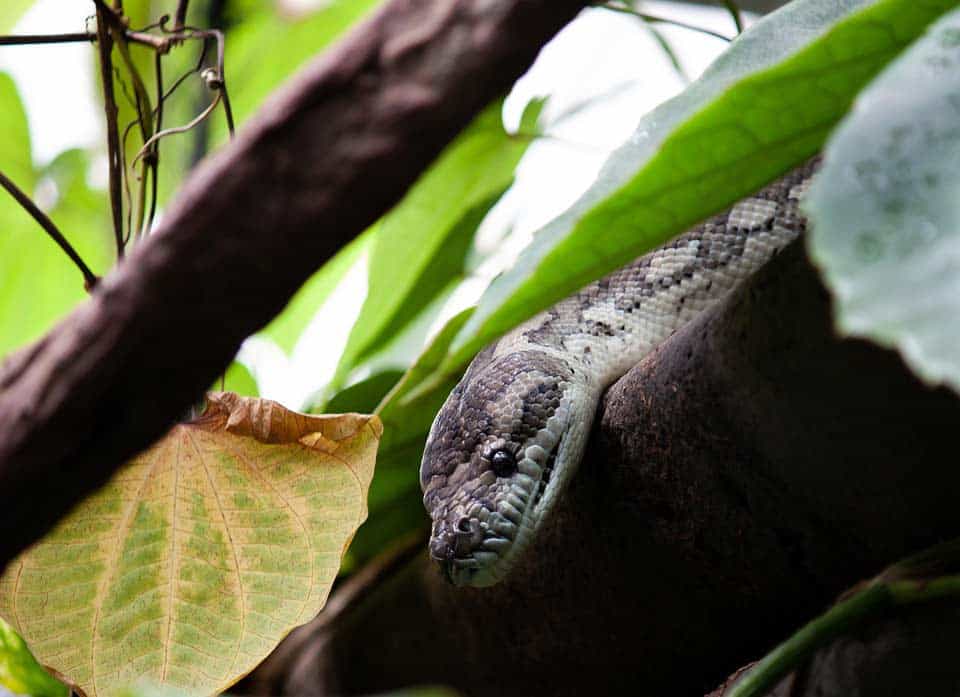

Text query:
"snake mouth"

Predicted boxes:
[[438, 442, 561, 587], [531, 448, 557, 511]]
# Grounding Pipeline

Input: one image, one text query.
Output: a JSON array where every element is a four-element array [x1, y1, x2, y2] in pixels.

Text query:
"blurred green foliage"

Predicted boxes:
[[0, 617, 67, 697], [0, 2, 33, 34], [0, 74, 113, 357]]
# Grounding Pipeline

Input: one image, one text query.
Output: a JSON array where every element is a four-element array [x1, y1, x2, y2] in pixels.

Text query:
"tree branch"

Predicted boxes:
[[0, 0, 590, 572], [0, 33, 95, 45]]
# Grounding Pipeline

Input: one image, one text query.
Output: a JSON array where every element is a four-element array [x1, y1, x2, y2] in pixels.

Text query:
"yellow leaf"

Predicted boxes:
[[0, 393, 381, 697]]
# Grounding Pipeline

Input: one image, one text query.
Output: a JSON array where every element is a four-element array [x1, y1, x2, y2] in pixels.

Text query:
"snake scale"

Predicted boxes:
[[419, 159, 819, 587]]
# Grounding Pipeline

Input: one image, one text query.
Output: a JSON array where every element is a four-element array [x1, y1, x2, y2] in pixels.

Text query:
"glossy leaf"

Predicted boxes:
[[343, 310, 474, 566], [431, 0, 959, 382], [331, 99, 543, 391], [0, 394, 380, 697], [806, 6, 960, 393]]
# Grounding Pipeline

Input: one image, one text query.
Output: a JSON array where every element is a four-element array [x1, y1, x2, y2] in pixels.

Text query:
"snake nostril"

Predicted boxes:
[[429, 536, 454, 562], [457, 516, 471, 533]]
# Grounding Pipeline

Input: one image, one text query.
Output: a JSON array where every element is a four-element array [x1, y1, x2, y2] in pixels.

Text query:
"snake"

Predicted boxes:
[[419, 159, 818, 587]]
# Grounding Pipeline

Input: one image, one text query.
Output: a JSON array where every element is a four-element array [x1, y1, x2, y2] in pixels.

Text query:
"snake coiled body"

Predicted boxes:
[[420, 160, 818, 587]]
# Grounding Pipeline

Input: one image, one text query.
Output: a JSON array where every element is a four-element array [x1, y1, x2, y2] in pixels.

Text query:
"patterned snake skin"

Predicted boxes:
[[420, 160, 818, 587]]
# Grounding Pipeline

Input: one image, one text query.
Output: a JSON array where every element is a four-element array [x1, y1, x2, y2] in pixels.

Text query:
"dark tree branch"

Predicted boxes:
[[0, 0, 590, 572], [263, 243, 960, 697]]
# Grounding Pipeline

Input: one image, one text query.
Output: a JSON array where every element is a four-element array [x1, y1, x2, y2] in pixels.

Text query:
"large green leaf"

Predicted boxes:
[[0, 78, 113, 358], [805, 6, 960, 393], [423, 0, 958, 384], [1, 394, 380, 697], [330, 99, 543, 392], [342, 309, 474, 566]]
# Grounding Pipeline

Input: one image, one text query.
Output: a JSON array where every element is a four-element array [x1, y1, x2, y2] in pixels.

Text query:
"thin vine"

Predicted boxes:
[[0, 0, 236, 281]]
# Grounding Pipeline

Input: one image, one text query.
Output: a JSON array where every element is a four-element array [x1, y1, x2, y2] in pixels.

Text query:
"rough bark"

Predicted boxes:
[[254, 241, 960, 697], [0, 0, 590, 572]]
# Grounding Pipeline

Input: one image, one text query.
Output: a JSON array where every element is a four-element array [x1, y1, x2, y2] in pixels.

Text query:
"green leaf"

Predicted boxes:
[[210, 0, 383, 146], [805, 6, 960, 393], [0, 395, 380, 697], [330, 98, 543, 391], [431, 0, 959, 382], [219, 361, 259, 396], [41, 150, 114, 269], [0, 1, 33, 34], [324, 370, 404, 415], [377, 689, 462, 697], [0, 72, 33, 192], [0, 618, 68, 697], [343, 309, 474, 566], [373, 308, 475, 508], [0, 82, 112, 358]]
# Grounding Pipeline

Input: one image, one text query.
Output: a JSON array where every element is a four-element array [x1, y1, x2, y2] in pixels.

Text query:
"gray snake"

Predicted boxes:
[[419, 160, 818, 587]]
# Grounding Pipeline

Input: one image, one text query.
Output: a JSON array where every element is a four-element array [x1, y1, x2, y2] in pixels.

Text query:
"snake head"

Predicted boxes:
[[420, 348, 591, 587]]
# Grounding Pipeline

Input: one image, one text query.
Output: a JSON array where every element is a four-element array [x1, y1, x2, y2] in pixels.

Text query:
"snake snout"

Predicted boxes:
[[431, 516, 484, 562], [429, 533, 454, 562]]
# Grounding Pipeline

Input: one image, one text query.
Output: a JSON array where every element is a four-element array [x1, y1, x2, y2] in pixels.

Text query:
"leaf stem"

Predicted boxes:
[[144, 51, 163, 236], [134, 91, 222, 164], [0, 170, 99, 291], [93, 2, 125, 258], [174, 0, 190, 31], [599, 2, 733, 42], [727, 572, 960, 697], [721, 0, 744, 34]]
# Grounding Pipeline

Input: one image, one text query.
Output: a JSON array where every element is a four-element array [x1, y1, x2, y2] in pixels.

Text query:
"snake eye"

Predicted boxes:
[[491, 449, 517, 477]]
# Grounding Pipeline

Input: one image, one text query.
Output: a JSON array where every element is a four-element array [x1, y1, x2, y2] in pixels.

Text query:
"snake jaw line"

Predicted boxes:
[[422, 381, 592, 587]]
